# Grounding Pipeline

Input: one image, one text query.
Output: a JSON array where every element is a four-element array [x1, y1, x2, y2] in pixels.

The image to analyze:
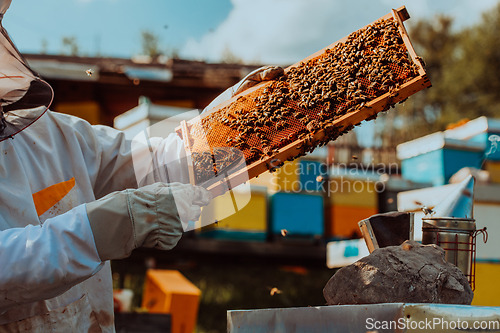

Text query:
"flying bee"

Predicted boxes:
[[270, 287, 282, 296]]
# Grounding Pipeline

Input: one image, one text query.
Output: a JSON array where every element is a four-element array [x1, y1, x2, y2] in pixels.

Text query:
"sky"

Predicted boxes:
[[3, 0, 499, 66]]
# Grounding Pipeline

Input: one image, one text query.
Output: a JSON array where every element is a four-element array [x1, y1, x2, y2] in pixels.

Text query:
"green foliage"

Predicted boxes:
[[180, 263, 335, 333], [375, 5, 500, 147], [221, 45, 243, 64], [141, 30, 163, 58], [438, 4, 500, 122], [61, 36, 79, 56], [40, 38, 48, 55]]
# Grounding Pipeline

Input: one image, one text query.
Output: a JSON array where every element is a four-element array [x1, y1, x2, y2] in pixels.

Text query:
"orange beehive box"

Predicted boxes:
[[485, 160, 500, 183], [328, 205, 378, 239], [142, 269, 201, 333], [177, 6, 431, 196]]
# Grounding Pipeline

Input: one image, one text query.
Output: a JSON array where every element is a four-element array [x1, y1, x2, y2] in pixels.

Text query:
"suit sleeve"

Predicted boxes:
[[48, 111, 190, 199], [0, 205, 104, 314]]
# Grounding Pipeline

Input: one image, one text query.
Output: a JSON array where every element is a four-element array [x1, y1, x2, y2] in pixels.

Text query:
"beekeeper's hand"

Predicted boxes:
[[86, 182, 212, 261], [203, 65, 284, 113]]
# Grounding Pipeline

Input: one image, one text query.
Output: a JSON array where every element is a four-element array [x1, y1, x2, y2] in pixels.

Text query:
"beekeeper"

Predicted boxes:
[[0, 1, 283, 331]]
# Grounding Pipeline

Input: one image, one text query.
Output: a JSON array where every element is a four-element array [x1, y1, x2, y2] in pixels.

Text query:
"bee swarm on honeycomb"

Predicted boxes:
[[192, 18, 420, 184]]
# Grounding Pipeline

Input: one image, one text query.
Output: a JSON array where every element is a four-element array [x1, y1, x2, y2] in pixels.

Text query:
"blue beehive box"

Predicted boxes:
[[298, 160, 328, 191], [445, 116, 500, 161], [397, 132, 485, 186], [270, 192, 324, 237]]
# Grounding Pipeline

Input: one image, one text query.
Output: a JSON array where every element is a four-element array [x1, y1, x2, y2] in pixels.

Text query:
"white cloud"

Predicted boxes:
[[180, 0, 499, 65]]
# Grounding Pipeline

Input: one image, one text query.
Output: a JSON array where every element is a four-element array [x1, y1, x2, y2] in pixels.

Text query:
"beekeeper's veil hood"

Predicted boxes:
[[0, 0, 53, 142]]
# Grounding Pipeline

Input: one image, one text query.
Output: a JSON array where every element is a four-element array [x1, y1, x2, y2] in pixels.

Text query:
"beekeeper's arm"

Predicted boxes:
[[0, 182, 211, 313], [0, 65, 284, 312]]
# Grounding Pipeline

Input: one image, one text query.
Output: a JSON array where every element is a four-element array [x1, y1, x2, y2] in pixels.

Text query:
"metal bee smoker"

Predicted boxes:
[[422, 175, 488, 290]]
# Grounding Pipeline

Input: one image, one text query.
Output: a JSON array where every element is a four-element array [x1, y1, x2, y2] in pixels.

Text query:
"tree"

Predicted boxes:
[[40, 38, 48, 55], [61, 36, 79, 56], [378, 4, 500, 147], [371, 15, 458, 147], [140, 30, 162, 58], [438, 3, 500, 123], [221, 44, 243, 64]]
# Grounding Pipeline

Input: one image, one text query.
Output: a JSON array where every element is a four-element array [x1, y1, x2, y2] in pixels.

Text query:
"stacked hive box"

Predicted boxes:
[[472, 262, 500, 306], [445, 116, 500, 183], [197, 185, 268, 241], [270, 191, 324, 239], [487, 162, 500, 183], [298, 159, 329, 191], [269, 154, 327, 239], [326, 170, 379, 240], [397, 132, 485, 186]]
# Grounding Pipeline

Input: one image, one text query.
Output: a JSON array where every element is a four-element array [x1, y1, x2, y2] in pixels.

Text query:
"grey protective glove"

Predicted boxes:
[[203, 65, 284, 113], [86, 182, 212, 261]]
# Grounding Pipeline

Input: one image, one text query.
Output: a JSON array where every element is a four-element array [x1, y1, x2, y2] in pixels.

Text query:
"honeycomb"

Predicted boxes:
[[186, 17, 422, 184]]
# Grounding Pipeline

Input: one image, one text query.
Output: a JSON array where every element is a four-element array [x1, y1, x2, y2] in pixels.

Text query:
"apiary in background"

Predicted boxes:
[[271, 146, 328, 193], [114, 96, 194, 140]]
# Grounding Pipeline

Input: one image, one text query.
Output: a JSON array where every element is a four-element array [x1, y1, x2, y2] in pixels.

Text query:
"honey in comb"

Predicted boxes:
[[190, 17, 420, 184]]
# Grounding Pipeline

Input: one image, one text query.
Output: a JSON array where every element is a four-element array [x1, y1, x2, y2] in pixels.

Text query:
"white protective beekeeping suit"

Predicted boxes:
[[0, 1, 213, 331], [0, 1, 283, 330]]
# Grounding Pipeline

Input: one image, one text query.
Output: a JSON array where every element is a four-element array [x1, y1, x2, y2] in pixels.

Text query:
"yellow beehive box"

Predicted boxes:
[[328, 176, 378, 208], [485, 160, 500, 184], [55, 100, 101, 125], [273, 160, 300, 192], [141, 269, 201, 333], [198, 186, 268, 240], [472, 262, 500, 306]]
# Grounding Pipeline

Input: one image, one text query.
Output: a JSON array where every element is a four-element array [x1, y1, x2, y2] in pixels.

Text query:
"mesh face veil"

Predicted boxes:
[[0, 0, 53, 141]]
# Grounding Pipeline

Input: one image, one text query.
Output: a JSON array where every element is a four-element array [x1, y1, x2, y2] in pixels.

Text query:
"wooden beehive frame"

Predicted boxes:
[[177, 6, 431, 196]]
